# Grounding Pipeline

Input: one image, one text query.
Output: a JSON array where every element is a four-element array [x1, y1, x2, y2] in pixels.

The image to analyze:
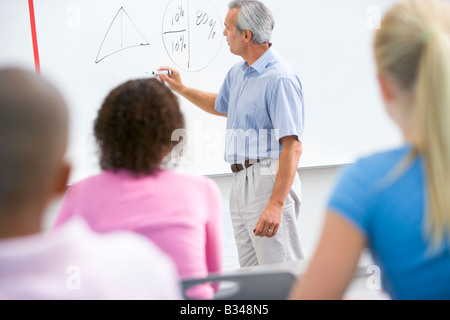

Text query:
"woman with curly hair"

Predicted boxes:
[[54, 78, 223, 300]]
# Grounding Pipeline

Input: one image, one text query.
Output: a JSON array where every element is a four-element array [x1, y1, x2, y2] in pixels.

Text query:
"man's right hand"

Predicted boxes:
[[156, 66, 224, 118], [156, 67, 184, 94]]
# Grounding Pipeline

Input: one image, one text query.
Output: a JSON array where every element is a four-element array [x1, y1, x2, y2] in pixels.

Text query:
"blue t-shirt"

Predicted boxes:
[[328, 145, 450, 300], [215, 47, 305, 164]]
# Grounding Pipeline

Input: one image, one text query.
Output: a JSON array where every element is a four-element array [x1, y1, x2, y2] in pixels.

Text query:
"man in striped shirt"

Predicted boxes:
[[158, 0, 305, 268]]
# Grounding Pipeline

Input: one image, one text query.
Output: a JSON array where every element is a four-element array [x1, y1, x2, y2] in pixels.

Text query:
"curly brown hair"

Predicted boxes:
[[94, 78, 185, 175]]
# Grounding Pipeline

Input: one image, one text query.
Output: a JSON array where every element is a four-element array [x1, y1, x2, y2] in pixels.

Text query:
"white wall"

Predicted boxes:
[[0, 0, 402, 183], [211, 165, 343, 269]]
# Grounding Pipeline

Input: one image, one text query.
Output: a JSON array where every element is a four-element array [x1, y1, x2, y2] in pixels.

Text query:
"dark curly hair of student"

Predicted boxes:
[[94, 78, 185, 176]]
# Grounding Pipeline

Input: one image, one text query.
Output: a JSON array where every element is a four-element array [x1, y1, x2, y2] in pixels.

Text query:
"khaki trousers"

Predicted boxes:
[[229, 159, 304, 268]]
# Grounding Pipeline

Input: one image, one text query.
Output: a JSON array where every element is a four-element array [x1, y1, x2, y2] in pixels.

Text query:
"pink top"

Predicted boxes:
[[54, 169, 223, 299]]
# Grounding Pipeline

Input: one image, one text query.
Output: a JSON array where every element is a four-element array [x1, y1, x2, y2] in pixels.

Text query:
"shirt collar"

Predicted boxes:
[[241, 45, 275, 75]]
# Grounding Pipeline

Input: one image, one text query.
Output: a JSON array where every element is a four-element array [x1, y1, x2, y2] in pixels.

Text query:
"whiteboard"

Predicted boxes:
[[0, 0, 402, 184]]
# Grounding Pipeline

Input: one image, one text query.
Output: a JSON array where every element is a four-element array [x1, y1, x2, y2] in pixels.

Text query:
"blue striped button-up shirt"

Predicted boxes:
[[215, 47, 305, 164]]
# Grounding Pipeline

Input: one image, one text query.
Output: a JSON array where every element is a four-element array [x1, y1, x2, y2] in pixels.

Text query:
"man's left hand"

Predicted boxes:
[[254, 204, 283, 238]]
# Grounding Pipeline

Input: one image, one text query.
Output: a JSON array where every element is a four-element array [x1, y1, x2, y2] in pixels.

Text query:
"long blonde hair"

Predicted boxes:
[[374, 0, 450, 247]]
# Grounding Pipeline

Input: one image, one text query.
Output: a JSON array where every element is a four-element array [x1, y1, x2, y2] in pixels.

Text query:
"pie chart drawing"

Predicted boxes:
[[162, 0, 223, 72], [96, 7, 150, 64]]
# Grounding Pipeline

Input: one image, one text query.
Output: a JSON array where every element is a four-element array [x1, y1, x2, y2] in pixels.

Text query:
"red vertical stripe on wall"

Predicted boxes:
[[28, 0, 41, 74]]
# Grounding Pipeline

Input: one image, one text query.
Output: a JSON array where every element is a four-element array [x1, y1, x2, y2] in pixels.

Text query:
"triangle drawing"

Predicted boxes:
[[95, 7, 150, 64]]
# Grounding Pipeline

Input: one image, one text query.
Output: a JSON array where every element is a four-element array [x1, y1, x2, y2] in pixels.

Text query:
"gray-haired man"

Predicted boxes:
[[159, 0, 305, 267]]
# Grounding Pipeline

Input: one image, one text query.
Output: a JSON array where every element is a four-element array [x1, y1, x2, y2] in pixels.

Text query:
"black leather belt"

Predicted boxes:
[[231, 160, 261, 173]]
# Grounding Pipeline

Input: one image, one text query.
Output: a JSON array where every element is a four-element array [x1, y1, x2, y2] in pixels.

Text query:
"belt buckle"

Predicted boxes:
[[231, 160, 261, 173], [231, 161, 245, 173]]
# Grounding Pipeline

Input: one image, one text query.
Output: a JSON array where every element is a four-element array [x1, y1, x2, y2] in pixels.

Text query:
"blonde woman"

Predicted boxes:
[[289, 0, 450, 300]]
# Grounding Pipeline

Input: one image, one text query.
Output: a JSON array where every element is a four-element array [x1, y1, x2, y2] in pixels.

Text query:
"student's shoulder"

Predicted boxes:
[[66, 219, 182, 299], [345, 145, 413, 182], [66, 171, 112, 190], [329, 147, 414, 217], [162, 170, 220, 192], [357, 145, 412, 169], [73, 218, 176, 271]]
